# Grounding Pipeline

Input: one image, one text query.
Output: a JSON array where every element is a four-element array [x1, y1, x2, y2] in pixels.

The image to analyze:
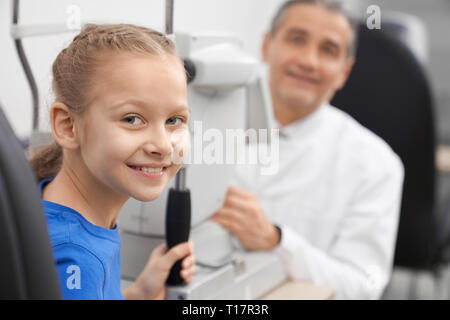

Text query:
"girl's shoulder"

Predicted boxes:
[[41, 201, 122, 300], [52, 242, 106, 299]]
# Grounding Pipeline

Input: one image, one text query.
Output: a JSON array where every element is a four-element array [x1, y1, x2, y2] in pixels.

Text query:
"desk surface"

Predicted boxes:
[[260, 281, 335, 300]]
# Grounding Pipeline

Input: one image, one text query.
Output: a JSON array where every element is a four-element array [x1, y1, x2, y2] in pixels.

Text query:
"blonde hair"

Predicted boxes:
[[29, 24, 180, 181]]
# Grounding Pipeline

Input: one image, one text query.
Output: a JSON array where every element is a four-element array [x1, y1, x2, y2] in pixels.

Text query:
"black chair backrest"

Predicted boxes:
[[0, 105, 61, 299], [331, 23, 437, 269]]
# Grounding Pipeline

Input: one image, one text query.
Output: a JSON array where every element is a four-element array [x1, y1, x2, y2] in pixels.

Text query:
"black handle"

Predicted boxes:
[[165, 188, 191, 285]]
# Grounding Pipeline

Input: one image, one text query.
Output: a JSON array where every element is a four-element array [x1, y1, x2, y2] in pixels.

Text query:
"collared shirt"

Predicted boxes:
[[230, 103, 404, 299]]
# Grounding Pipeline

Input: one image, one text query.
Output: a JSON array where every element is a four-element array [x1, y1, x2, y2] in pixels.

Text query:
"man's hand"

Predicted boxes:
[[211, 187, 280, 251], [124, 241, 195, 300]]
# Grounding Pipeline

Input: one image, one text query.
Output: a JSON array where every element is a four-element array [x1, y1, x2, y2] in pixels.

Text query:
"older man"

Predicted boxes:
[[212, 0, 404, 299]]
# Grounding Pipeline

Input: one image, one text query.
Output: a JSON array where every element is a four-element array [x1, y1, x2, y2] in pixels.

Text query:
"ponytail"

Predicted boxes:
[[28, 142, 62, 181]]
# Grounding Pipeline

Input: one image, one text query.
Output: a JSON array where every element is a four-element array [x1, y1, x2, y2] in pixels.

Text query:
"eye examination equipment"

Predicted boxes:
[[165, 167, 191, 286], [119, 0, 285, 300], [10, 0, 84, 149]]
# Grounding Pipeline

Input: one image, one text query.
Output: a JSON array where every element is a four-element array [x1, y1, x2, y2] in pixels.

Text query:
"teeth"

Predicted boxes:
[[134, 166, 164, 173]]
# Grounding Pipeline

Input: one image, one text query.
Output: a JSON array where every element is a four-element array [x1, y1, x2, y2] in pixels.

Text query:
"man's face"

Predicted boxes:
[[262, 4, 354, 116]]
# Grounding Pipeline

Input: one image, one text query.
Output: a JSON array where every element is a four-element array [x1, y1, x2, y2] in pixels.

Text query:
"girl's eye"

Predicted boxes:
[[166, 117, 184, 126], [122, 115, 143, 126]]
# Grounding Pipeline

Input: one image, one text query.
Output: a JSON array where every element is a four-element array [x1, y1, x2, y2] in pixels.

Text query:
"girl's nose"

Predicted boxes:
[[143, 125, 173, 158]]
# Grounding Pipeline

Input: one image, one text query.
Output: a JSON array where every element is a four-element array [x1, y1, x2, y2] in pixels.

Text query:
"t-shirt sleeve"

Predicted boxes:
[[52, 243, 106, 300]]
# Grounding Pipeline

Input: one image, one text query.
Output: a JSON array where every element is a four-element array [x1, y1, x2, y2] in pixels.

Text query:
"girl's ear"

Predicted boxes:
[[50, 102, 80, 150]]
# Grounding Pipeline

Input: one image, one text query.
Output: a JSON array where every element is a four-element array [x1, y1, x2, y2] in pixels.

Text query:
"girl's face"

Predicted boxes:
[[76, 53, 190, 202]]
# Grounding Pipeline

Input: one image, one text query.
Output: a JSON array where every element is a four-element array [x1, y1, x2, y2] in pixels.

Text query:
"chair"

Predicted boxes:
[[0, 104, 61, 299], [331, 23, 438, 270]]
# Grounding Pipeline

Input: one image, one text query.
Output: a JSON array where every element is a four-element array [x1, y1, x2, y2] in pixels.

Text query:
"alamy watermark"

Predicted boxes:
[[171, 121, 280, 176], [66, 5, 82, 30], [66, 264, 81, 290], [366, 5, 381, 30], [364, 265, 384, 295]]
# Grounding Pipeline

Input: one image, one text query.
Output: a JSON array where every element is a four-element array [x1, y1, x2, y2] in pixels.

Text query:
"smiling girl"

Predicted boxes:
[[29, 24, 194, 300]]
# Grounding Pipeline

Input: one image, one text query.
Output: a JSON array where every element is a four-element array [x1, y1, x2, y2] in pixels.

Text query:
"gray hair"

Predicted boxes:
[[269, 0, 359, 57]]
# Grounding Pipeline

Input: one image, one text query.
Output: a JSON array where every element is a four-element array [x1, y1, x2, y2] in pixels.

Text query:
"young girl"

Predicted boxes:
[[29, 24, 195, 300]]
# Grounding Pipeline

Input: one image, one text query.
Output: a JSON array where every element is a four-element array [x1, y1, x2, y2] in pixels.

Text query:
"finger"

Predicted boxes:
[[180, 265, 195, 282], [153, 243, 168, 256], [213, 214, 242, 235], [149, 243, 168, 262], [188, 240, 195, 253], [162, 242, 192, 268], [182, 273, 194, 284], [211, 209, 234, 225], [210, 208, 230, 222], [182, 254, 195, 269], [214, 207, 244, 223], [227, 186, 257, 200], [184, 275, 194, 284], [225, 195, 256, 213]]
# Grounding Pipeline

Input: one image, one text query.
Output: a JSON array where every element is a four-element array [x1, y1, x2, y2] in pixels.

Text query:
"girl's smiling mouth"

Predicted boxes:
[[126, 163, 171, 179]]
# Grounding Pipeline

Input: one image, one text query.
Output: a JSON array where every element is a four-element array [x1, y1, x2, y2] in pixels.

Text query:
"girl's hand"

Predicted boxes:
[[124, 241, 195, 300]]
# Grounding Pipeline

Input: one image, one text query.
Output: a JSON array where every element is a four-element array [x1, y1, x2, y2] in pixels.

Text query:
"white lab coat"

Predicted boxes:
[[230, 103, 404, 299]]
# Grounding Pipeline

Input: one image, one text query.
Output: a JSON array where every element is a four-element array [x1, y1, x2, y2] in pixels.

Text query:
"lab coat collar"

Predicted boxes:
[[274, 103, 328, 142]]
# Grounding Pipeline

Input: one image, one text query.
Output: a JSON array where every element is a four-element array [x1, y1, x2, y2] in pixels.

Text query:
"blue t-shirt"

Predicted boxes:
[[39, 177, 124, 300]]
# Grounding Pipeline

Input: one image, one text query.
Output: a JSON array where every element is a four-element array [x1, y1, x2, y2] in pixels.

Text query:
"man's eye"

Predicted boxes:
[[166, 117, 184, 126], [289, 36, 305, 45], [322, 46, 338, 56], [122, 115, 143, 126]]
